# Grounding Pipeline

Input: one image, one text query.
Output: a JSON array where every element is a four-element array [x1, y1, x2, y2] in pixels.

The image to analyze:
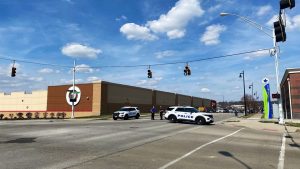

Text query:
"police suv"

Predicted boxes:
[[164, 106, 214, 125], [113, 106, 140, 120]]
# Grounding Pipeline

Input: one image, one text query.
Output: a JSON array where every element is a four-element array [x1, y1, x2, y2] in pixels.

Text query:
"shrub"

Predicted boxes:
[[50, 113, 55, 119], [56, 113, 61, 119], [17, 112, 24, 119], [61, 112, 66, 119], [34, 112, 40, 119], [0, 114, 4, 120], [9, 114, 14, 119], [26, 112, 32, 119], [4, 117, 8, 120], [43, 112, 48, 119], [13, 117, 17, 120]]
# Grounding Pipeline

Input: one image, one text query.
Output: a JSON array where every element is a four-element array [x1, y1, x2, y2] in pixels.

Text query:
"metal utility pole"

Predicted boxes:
[[71, 60, 76, 119], [220, 12, 285, 124], [240, 71, 247, 116]]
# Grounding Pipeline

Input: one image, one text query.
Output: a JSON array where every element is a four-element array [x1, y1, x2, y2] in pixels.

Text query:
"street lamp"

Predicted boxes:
[[220, 12, 284, 124], [239, 71, 247, 116]]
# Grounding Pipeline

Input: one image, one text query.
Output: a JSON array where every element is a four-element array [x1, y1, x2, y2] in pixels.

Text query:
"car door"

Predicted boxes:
[[182, 108, 193, 121], [175, 108, 185, 120], [129, 108, 135, 117]]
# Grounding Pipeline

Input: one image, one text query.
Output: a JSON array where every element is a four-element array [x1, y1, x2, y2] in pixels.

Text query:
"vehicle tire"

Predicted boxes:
[[135, 113, 140, 119], [113, 116, 118, 120], [195, 117, 206, 125], [124, 114, 129, 120], [169, 115, 177, 123]]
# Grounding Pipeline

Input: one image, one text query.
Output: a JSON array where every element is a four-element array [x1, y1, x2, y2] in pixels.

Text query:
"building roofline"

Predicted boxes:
[[280, 68, 300, 87]]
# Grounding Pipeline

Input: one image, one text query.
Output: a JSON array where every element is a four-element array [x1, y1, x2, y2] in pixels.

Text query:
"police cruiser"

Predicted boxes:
[[164, 106, 214, 125], [113, 106, 140, 120]]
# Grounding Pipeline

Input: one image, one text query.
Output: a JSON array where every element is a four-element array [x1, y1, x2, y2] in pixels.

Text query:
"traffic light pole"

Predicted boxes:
[[220, 12, 285, 124], [273, 30, 284, 124]]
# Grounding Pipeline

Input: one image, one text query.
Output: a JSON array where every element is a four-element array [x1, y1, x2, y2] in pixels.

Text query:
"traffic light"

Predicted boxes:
[[11, 67, 16, 77], [184, 64, 191, 76], [280, 0, 295, 9], [147, 69, 152, 78], [273, 17, 286, 42]]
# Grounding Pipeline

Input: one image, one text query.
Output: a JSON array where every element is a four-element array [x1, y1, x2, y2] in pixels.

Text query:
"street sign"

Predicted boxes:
[[272, 93, 280, 99]]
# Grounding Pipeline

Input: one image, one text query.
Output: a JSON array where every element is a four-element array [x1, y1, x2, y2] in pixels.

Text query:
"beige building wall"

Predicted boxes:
[[92, 83, 101, 115], [177, 94, 191, 106], [156, 91, 176, 106], [0, 90, 47, 111]]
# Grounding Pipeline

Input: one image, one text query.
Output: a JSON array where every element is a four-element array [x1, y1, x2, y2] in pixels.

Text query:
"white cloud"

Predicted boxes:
[[75, 64, 93, 73], [29, 77, 43, 82], [200, 88, 210, 93], [120, 0, 203, 40], [39, 68, 53, 73], [116, 15, 127, 21], [257, 5, 272, 16], [207, 4, 221, 13], [60, 78, 83, 84], [61, 43, 102, 59], [87, 76, 101, 82], [267, 14, 300, 31], [136, 77, 163, 87], [120, 23, 158, 41], [155, 50, 175, 59], [147, 0, 204, 39], [200, 24, 226, 45], [244, 50, 270, 60]]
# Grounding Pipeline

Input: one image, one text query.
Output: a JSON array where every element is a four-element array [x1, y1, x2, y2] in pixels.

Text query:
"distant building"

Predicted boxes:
[[0, 81, 216, 118], [280, 68, 300, 119]]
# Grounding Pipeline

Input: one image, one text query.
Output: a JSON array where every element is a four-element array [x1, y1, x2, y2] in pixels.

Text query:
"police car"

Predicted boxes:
[[164, 106, 214, 125], [113, 106, 140, 120]]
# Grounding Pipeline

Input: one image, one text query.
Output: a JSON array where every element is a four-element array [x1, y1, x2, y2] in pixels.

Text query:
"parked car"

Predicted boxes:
[[113, 107, 140, 120], [164, 106, 214, 125]]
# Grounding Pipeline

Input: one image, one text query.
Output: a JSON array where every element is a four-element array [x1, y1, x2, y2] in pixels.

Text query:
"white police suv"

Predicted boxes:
[[113, 106, 140, 120], [164, 106, 214, 125]]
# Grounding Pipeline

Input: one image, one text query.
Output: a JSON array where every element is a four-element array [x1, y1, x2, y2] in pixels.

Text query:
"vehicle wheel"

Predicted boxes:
[[113, 117, 118, 120], [124, 115, 129, 120], [135, 113, 140, 119], [169, 115, 177, 123], [195, 117, 206, 125]]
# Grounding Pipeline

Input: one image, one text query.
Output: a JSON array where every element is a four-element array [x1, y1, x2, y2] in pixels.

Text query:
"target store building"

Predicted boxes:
[[0, 81, 216, 118]]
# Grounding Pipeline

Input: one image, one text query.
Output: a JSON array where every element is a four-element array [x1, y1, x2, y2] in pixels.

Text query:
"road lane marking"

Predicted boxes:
[[277, 132, 286, 169], [158, 128, 244, 169]]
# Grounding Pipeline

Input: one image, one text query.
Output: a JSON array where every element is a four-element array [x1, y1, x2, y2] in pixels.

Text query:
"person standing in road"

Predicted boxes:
[[150, 106, 156, 120], [159, 106, 164, 120]]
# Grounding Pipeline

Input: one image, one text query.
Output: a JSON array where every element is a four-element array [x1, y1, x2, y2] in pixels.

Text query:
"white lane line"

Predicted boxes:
[[158, 128, 244, 169], [278, 132, 286, 169]]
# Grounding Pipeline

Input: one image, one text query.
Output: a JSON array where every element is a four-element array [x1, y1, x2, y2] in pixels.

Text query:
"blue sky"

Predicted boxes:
[[0, 0, 299, 101]]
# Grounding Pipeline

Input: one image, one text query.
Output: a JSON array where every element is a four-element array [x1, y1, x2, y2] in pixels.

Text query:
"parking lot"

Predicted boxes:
[[0, 113, 299, 169]]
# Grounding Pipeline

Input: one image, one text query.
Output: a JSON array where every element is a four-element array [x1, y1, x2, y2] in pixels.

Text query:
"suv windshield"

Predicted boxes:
[[185, 108, 199, 113], [119, 108, 130, 111]]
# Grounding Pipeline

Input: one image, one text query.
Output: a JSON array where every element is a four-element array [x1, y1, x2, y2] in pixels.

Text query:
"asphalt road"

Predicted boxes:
[[0, 113, 299, 169]]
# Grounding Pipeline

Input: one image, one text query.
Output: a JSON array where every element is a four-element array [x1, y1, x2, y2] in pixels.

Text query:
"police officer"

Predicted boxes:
[[159, 106, 164, 120], [150, 106, 156, 120]]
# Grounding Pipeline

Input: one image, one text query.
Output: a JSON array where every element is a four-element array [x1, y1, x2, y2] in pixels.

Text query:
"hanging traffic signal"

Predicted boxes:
[[280, 0, 295, 9], [184, 64, 191, 76], [147, 68, 152, 78], [11, 67, 16, 77], [273, 17, 286, 42]]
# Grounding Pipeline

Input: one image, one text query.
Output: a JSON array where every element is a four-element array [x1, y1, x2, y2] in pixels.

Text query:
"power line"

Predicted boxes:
[[0, 48, 272, 69]]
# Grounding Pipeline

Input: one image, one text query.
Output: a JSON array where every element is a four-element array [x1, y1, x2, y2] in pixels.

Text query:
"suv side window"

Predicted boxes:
[[175, 108, 185, 112], [129, 108, 135, 111], [184, 108, 193, 113]]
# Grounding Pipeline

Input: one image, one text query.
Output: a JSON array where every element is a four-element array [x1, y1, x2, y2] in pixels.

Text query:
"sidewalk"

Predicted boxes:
[[224, 113, 300, 133]]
